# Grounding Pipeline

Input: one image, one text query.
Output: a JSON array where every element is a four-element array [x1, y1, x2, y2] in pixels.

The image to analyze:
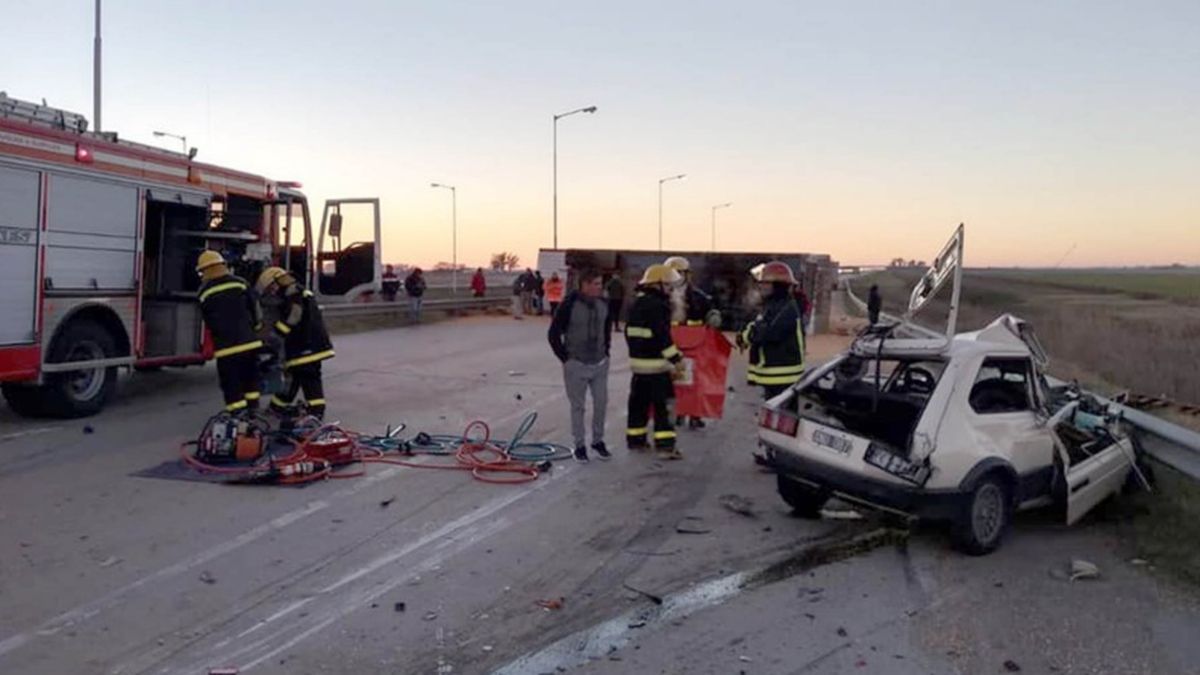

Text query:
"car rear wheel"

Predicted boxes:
[[952, 475, 1011, 555], [776, 474, 828, 518]]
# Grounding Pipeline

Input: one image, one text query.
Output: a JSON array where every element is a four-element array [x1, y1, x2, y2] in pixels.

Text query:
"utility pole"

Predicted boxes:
[[93, 0, 102, 131], [551, 106, 597, 249]]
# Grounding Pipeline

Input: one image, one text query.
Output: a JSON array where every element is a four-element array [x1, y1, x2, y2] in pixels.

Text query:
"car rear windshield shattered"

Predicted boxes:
[[789, 356, 946, 452]]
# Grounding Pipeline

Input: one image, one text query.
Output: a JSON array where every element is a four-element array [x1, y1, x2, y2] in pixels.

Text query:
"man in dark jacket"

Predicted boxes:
[[605, 275, 625, 332], [381, 264, 401, 302], [547, 270, 613, 462], [625, 264, 685, 460], [867, 284, 882, 325], [196, 250, 264, 414], [742, 261, 805, 400], [405, 268, 427, 322], [257, 267, 336, 419], [534, 271, 546, 315]]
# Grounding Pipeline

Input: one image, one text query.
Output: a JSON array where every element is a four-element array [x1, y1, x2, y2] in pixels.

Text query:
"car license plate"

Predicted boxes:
[[864, 444, 930, 484], [812, 428, 852, 456]]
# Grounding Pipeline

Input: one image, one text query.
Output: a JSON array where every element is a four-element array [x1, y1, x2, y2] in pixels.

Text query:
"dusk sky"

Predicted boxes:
[[3, 1, 1197, 268]]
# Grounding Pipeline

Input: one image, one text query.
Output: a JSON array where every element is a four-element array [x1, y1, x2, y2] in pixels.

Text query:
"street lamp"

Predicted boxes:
[[552, 105, 597, 250], [657, 173, 686, 250], [153, 130, 187, 154], [430, 182, 458, 293], [710, 202, 732, 251]]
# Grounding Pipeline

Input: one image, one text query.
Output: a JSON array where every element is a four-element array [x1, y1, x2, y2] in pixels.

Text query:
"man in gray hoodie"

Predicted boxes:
[[547, 270, 613, 462]]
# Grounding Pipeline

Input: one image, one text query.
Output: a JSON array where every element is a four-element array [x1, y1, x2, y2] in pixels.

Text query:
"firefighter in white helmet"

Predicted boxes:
[[663, 255, 720, 429], [624, 264, 686, 460], [195, 250, 263, 414], [740, 261, 805, 400]]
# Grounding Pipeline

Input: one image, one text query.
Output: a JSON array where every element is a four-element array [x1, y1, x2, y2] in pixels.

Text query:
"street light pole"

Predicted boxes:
[[552, 105, 597, 250], [153, 130, 187, 154], [656, 174, 686, 250], [93, 0, 101, 132], [431, 183, 458, 293], [710, 202, 732, 251]]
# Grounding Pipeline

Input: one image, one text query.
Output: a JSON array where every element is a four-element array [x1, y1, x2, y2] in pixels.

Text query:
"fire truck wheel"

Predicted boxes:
[[41, 320, 119, 418], [1, 384, 46, 417]]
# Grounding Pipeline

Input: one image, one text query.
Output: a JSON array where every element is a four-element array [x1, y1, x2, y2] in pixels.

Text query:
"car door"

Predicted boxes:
[[1053, 404, 1134, 525]]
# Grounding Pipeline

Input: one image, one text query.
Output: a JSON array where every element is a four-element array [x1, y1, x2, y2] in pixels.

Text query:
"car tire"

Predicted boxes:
[[40, 320, 119, 419], [776, 474, 828, 518], [952, 475, 1011, 556], [2, 383, 46, 417]]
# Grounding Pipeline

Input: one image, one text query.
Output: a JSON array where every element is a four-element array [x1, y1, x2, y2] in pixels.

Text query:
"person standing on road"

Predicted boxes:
[[196, 251, 264, 414], [867, 284, 882, 325], [381, 264, 401, 302], [470, 267, 487, 298], [257, 267, 335, 419], [625, 264, 685, 460], [605, 274, 625, 332], [511, 274, 525, 319], [519, 268, 536, 315], [548, 270, 613, 462], [545, 271, 566, 316], [534, 271, 546, 315], [739, 261, 805, 400], [664, 255, 718, 430], [404, 267, 427, 322]]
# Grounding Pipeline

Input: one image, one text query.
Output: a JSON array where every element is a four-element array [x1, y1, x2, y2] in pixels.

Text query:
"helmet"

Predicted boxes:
[[663, 256, 690, 273], [756, 261, 797, 285], [255, 266, 293, 293], [195, 250, 226, 273], [639, 263, 682, 287]]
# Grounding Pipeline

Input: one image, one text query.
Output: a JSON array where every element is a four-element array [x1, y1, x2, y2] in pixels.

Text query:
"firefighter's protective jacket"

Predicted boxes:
[[744, 291, 805, 386], [272, 284, 335, 368], [198, 274, 263, 359], [625, 288, 682, 374], [679, 286, 713, 326]]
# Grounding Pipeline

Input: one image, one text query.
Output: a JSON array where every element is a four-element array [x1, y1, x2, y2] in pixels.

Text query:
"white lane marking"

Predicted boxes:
[[0, 385, 567, 662], [0, 426, 61, 443]]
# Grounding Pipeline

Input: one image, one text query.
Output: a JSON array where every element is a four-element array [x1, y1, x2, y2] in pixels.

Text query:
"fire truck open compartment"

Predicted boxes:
[[140, 192, 211, 359]]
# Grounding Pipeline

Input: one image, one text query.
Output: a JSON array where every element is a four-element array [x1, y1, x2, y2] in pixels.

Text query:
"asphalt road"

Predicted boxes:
[[1, 312, 1198, 675]]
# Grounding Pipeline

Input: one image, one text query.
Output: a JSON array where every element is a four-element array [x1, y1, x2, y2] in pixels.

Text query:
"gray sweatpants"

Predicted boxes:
[[563, 358, 609, 448]]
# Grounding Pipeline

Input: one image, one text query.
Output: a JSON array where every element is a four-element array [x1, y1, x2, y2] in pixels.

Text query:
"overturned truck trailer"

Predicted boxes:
[[537, 248, 839, 333]]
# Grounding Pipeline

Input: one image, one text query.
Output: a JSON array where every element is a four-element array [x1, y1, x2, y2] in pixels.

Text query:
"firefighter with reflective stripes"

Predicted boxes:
[[625, 264, 686, 460], [664, 255, 720, 430], [196, 250, 264, 414], [256, 267, 335, 419], [742, 261, 805, 400]]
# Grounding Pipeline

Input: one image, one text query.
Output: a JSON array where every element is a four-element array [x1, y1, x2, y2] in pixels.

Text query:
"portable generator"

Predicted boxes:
[[196, 412, 269, 464]]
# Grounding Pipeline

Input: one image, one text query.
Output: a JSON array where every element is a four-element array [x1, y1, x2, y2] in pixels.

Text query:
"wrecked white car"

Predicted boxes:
[[758, 228, 1147, 554]]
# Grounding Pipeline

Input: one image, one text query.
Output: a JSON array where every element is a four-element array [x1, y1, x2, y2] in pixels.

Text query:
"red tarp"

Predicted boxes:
[[670, 326, 733, 419]]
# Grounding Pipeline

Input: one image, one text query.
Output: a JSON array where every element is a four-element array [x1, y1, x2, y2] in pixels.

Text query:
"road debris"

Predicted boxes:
[[98, 556, 122, 568], [622, 582, 664, 605], [1004, 659, 1022, 671], [819, 508, 863, 520], [199, 570, 217, 585], [1070, 559, 1101, 581], [507, 370, 526, 377], [1129, 558, 1149, 566], [423, 611, 439, 621], [627, 619, 646, 628], [394, 602, 406, 613], [719, 494, 757, 518], [836, 627, 848, 637], [536, 597, 565, 611], [379, 496, 396, 509], [83, 425, 94, 434], [482, 645, 494, 652], [675, 521, 712, 535], [738, 655, 752, 663]]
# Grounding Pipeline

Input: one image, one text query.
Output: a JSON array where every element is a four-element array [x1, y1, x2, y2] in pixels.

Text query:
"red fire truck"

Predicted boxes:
[[0, 93, 382, 418]]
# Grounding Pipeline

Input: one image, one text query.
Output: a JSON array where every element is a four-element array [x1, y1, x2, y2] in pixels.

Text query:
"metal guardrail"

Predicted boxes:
[[320, 295, 508, 318], [842, 278, 1200, 479]]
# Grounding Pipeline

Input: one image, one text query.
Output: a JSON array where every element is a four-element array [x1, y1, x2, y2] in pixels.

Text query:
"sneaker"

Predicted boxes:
[[592, 442, 611, 460], [656, 448, 683, 461], [573, 445, 589, 462], [688, 417, 706, 430]]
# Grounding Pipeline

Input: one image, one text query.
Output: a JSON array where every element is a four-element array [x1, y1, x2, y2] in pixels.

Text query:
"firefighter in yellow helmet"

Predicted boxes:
[[664, 255, 719, 430], [256, 266, 335, 419], [740, 261, 805, 400], [195, 250, 264, 414], [625, 264, 686, 460]]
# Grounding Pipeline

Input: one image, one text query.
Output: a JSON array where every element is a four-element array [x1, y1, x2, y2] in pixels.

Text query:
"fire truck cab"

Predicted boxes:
[[0, 93, 381, 418]]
